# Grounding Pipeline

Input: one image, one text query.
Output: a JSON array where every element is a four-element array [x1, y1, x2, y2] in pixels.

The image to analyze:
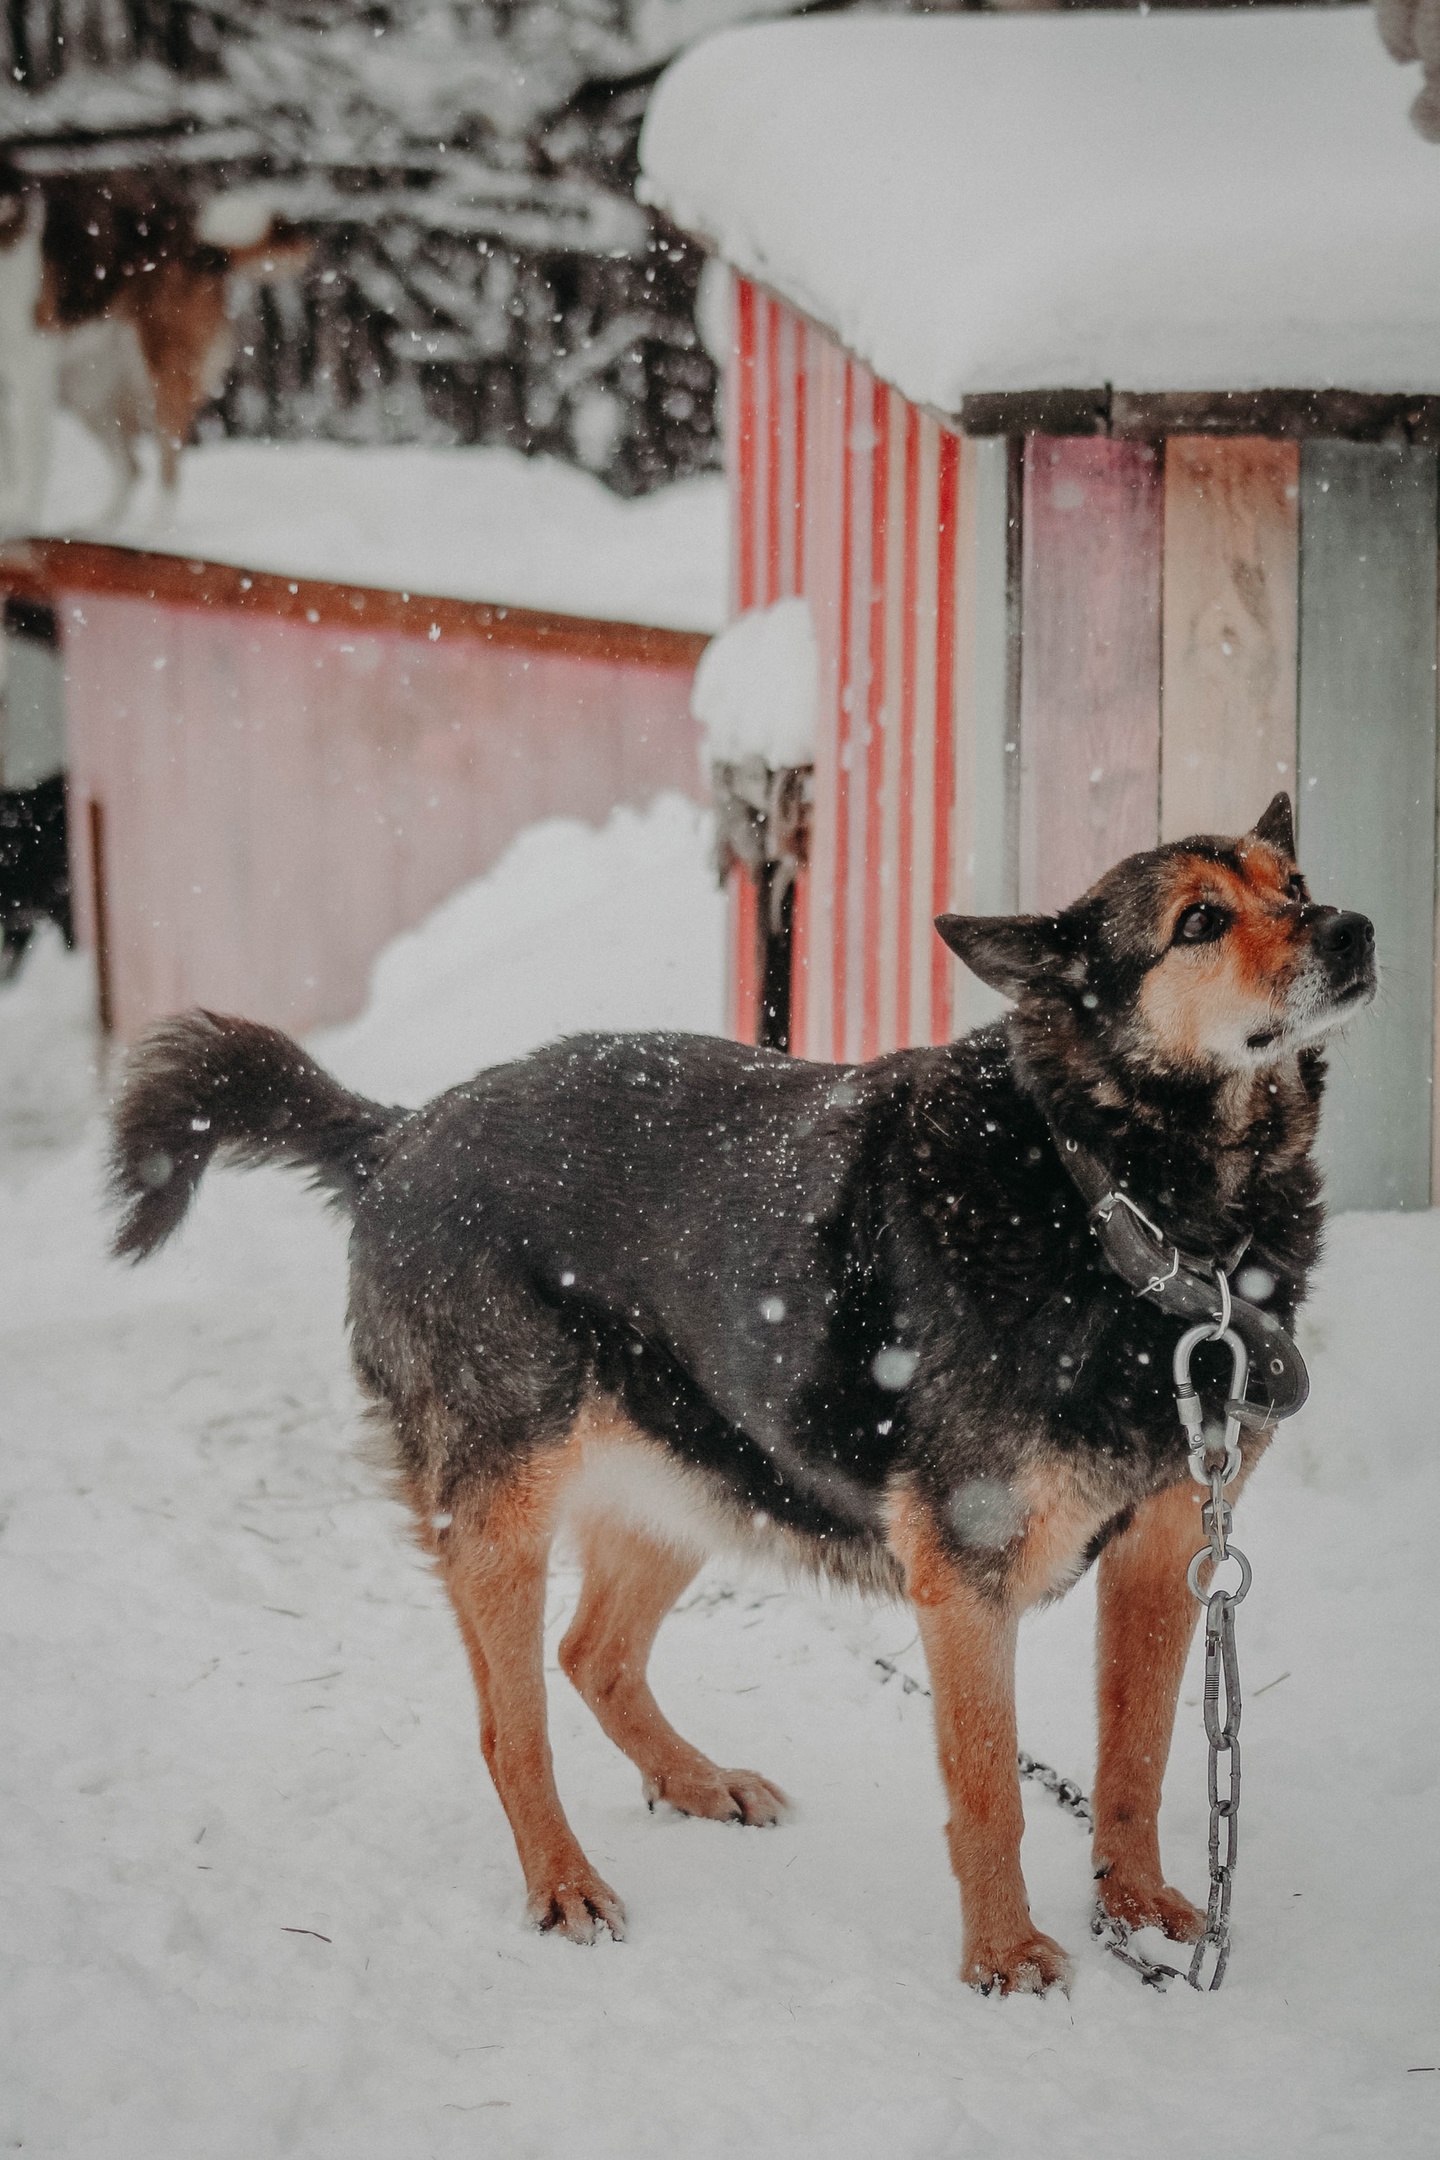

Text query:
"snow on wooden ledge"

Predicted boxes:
[[34, 425, 727, 635], [638, 9, 1440, 416]]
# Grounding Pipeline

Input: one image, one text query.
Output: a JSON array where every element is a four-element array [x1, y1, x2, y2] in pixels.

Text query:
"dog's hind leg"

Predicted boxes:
[[439, 1450, 626, 1944], [559, 1515, 788, 1826], [890, 1490, 1070, 1995], [1091, 1463, 1257, 1944]]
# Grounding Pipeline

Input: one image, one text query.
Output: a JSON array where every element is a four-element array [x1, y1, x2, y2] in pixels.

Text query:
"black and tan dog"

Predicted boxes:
[[109, 794, 1374, 1994]]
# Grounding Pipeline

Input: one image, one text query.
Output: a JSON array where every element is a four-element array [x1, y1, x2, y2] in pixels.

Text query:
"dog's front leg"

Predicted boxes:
[[891, 1496, 1070, 1994], [1091, 1477, 1214, 1942]]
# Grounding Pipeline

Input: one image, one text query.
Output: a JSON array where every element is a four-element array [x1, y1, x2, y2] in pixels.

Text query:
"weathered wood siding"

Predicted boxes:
[[1019, 438, 1163, 912], [724, 279, 1440, 1211], [1161, 438, 1300, 841], [1297, 443, 1439, 1212]]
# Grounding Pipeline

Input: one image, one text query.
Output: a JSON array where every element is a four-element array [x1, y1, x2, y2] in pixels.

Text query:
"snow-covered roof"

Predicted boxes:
[[638, 9, 1440, 413], [35, 424, 726, 634]]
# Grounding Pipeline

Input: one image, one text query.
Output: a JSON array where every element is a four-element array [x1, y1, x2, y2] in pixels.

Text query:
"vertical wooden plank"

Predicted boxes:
[[965, 435, 1016, 920], [902, 401, 924, 1049], [774, 303, 797, 598], [791, 312, 808, 595], [1019, 438, 1162, 914], [1298, 442, 1437, 1212], [876, 383, 909, 1054], [788, 863, 810, 1059], [764, 293, 782, 605], [835, 359, 869, 1060], [906, 414, 941, 1047], [948, 432, 1014, 1035], [929, 427, 960, 1042], [86, 796, 113, 1034], [733, 277, 757, 615], [728, 863, 760, 1046], [801, 325, 846, 1064], [1161, 438, 1299, 842], [860, 375, 889, 1059]]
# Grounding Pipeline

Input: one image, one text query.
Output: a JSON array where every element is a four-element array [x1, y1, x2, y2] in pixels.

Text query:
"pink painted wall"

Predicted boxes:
[[60, 589, 705, 1041]]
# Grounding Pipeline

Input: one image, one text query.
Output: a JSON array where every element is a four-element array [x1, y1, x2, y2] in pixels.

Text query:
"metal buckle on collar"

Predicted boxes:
[[1092, 1187, 1184, 1299], [1091, 1186, 1165, 1244]]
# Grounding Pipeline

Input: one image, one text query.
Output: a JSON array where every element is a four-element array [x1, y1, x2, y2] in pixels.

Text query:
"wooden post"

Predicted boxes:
[[1298, 442, 1438, 1212], [1018, 438, 1162, 914], [1161, 438, 1300, 842], [86, 796, 113, 1036], [727, 862, 761, 1047]]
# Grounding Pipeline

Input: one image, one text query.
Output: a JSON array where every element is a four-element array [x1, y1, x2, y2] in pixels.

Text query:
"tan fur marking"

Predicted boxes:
[[1010, 1464, 1113, 1609], [1091, 1454, 1260, 1941], [559, 1516, 788, 1825], [561, 1401, 903, 1596], [888, 1488, 1070, 1993], [437, 1436, 627, 1943], [1139, 846, 1303, 1071]]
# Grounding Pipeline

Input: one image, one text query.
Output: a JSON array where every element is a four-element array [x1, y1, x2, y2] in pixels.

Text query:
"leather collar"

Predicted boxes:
[[1048, 1123, 1309, 1423]]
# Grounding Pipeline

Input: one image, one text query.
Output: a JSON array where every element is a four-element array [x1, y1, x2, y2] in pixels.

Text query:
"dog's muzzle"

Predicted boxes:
[[1311, 908, 1377, 1011]]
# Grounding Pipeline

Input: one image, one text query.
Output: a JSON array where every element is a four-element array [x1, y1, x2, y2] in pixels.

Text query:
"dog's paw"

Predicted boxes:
[[643, 1764, 790, 1826], [962, 1931, 1071, 1996], [1096, 1873, 1204, 1944], [527, 1867, 627, 1944]]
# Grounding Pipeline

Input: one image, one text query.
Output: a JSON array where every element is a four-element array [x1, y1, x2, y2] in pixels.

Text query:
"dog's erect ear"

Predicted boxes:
[[934, 914, 1072, 996], [1250, 792, 1296, 862]]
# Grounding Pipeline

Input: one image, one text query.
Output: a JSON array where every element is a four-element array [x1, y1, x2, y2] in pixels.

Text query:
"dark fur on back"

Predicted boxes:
[[339, 1020, 1320, 1578], [109, 800, 1366, 1599], [108, 1001, 1322, 1590], [109, 1011, 398, 1260]]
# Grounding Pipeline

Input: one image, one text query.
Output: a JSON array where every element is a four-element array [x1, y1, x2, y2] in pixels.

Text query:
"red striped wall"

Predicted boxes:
[[725, 277, 1440, 1213], [729, 277, 989, 1062]]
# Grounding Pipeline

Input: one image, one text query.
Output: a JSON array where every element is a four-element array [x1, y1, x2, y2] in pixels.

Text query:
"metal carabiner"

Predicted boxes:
[[1173, 1321, 1248, 1487]]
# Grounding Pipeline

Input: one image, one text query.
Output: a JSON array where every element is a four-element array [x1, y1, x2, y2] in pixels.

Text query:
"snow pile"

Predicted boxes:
[[690, 595, 817, 771], [2, 796, 1437, 2155], [315, 795, 727, 1105], [0, 923, 98, 1159], [38, 421, 728, 633], [640, 9, 1440, 406]]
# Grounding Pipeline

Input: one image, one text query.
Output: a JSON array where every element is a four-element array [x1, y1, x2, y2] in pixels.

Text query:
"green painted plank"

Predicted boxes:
[[1298, 442, 1437, 1212]]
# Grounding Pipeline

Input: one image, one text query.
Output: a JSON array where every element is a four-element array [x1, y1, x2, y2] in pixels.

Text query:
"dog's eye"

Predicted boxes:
[[1286, 873, 1309, 904], [1174, 904, 1227, 946]]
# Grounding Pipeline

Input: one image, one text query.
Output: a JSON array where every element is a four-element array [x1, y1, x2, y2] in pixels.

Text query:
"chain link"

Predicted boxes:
[[1023, 1312, 1259, 1995], [1175, 1313, 1252, 1992]]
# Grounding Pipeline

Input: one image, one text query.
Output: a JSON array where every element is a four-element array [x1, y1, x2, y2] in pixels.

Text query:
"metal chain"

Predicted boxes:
[[1007, 1753, 1183, 1988], [1016, 1312, 1256, 1995], [1174, 1312, 1252, 1992]]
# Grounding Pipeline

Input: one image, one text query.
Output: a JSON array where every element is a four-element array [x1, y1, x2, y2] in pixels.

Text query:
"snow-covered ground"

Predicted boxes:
[[2, 797, 1437, 2158], [36, 418, 727, 632]]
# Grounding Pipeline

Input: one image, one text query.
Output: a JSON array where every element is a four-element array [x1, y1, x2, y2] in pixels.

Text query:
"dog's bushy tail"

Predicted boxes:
[[109, 1010, 400, 1261]]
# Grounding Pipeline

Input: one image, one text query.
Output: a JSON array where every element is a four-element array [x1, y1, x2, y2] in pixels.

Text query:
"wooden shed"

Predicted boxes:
[[0, 539, 708, 1043], [642, 7, 1440, 1211]]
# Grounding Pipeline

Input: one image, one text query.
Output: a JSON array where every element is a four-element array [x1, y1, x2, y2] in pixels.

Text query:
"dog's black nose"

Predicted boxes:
[[1314, 911, 1374, 962]]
